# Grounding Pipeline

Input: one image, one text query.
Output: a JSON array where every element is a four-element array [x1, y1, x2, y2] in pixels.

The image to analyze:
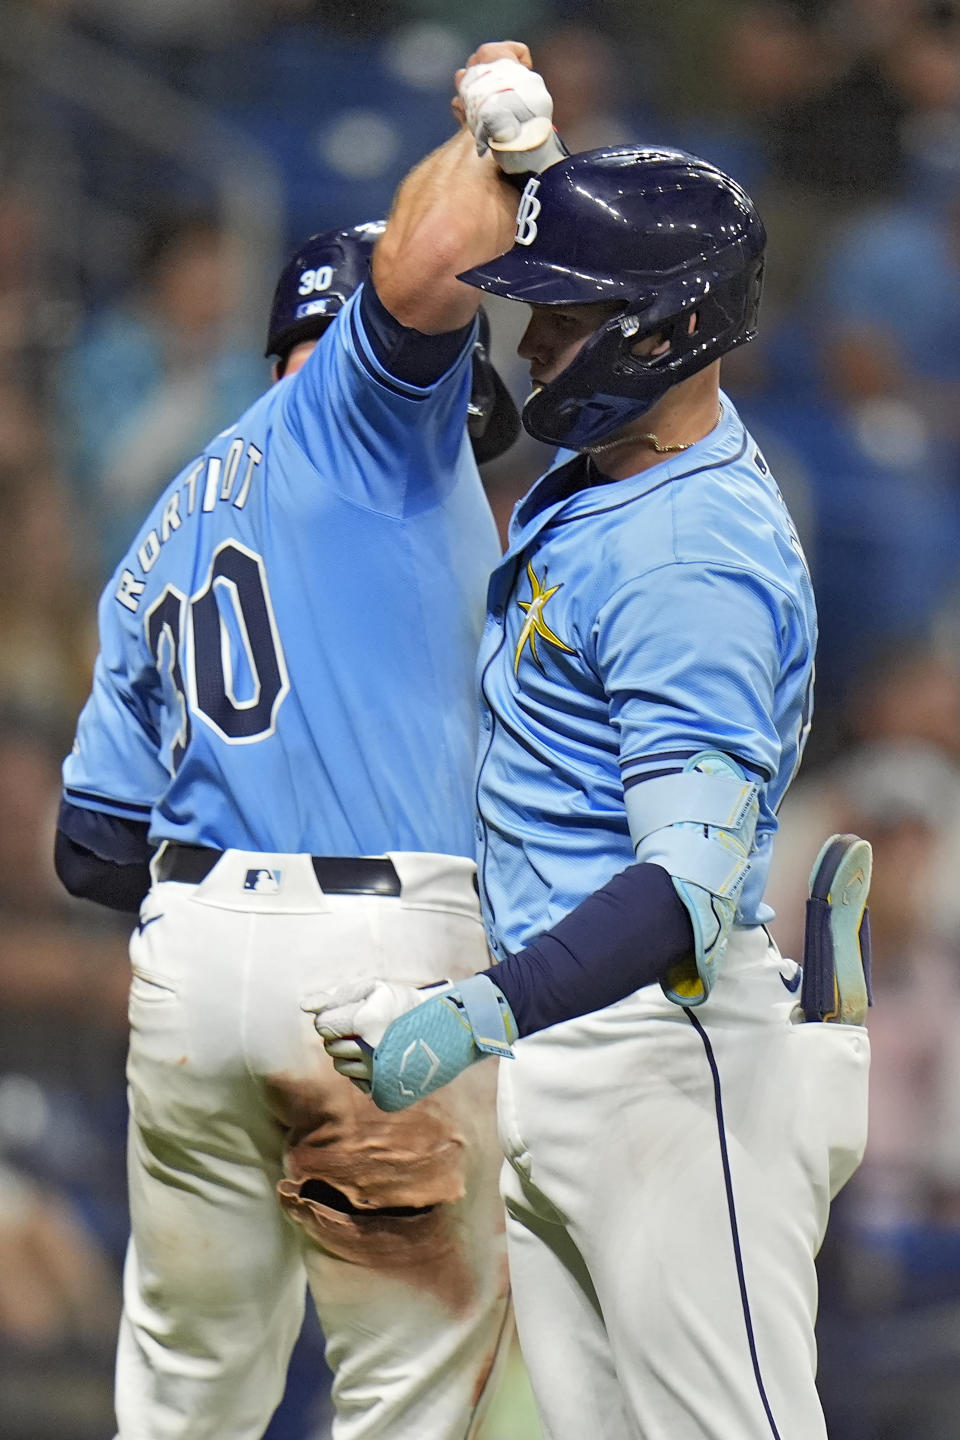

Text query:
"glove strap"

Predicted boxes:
[[457, 974, 516, 1056]]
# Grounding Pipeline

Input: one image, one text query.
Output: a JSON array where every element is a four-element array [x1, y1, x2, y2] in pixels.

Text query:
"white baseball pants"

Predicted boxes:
[[497, 925, 870, 1440], [116, 849, 511, 1440]]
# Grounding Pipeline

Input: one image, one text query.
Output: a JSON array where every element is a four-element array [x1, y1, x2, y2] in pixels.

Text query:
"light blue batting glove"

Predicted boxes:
[[307, 974, 517, 1112]]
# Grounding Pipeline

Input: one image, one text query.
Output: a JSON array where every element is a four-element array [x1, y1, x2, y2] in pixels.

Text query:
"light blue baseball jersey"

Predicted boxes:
[[64, 288, 501, 857], [475, 394, 816, 957]]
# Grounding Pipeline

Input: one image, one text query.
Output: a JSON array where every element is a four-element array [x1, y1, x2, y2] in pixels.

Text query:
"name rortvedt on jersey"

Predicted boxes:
[[115, 434, 264, 614]]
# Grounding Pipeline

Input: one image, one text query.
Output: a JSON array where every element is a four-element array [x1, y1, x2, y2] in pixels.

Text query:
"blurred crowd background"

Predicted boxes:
[[3, 0, 960, 1435]]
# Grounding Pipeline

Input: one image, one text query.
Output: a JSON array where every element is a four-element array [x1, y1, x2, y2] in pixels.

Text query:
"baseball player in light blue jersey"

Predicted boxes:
[[55, 114, 526, 1440], [314, 41, 873, 1440]]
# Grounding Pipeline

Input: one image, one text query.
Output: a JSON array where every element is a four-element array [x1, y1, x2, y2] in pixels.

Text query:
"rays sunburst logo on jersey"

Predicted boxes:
[[514, 562, 576, 674]]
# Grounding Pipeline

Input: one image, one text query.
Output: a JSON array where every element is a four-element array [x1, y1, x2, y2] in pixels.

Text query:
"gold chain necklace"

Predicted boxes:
[[585, 403, 723, 458]]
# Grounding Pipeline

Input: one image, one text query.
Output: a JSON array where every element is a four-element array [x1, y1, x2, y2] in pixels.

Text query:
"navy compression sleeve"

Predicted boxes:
[[359, 281, 474, 387], [484, 862, 694, 1037], [55, 799, 153, 914]]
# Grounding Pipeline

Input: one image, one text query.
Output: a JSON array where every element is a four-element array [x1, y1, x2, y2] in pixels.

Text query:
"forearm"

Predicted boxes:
[[484, 863, 695, 1036], [374, 126, 518, 333], [0, 920, 130, 1024]]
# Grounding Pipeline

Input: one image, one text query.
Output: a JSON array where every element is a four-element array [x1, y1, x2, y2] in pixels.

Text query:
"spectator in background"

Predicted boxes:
[[822, 182, 960, 441], [0, 708, 130, 1227], [672, 1, 826, 203], [57, 211, 264, 577], [734, 157, 960, 720], [830, 745, 960, 1236], [798, 739, 960, 1440], [844, 637, 960, 760], [0, 1160, 118, 1354], [705, 0, 960, 203], [0, 708, 130, 1030], [0, 708, 130, 1437], [0, 180, 73, 393], [534, 24, 654, 152], [802, 174, 960, 708], [767, 641, 960, 948], [666, 0, 960, 321], [0, 1156, 120, 1440], [0, 387, 99, 723]]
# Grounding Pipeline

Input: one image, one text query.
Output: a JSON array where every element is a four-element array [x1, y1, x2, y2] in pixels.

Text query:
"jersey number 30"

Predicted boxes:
[[146, 541, 289, 770]]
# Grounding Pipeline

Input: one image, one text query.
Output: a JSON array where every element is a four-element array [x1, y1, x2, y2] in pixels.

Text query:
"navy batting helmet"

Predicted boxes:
[[458, 146, 766, 450], [265, 221, 386, 365]]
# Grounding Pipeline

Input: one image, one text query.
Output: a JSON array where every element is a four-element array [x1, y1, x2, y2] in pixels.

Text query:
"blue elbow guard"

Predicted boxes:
[[626, 751, 760, 1007], [371, 974, 518, 1113]]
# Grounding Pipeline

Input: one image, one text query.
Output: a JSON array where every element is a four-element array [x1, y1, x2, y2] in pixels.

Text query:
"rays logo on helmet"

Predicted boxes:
[[515, 178, 541, 246]]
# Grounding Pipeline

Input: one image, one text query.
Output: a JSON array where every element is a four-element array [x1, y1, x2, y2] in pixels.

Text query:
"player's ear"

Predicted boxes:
[[271, 359, 284, 384], [632, 330, 671, 359], [632, 314, 699, 359]]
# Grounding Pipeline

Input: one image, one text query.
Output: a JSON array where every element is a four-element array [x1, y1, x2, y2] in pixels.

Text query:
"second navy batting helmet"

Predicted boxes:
[[267, 222, 520, 463], [458, 146, 766, 450], [265, 221, 387, 364]]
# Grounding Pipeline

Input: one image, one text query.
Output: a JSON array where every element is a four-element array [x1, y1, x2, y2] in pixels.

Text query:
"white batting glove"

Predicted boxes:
[[458, 58, 566, 174], [307, 978, 451, 1094]]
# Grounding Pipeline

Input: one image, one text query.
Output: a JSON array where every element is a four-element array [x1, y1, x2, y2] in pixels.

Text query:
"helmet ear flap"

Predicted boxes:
[[468, 308, 522, 464]]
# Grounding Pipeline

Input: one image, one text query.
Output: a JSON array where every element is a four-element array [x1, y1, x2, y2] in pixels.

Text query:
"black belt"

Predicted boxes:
[[156, 843, 402, 896]]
